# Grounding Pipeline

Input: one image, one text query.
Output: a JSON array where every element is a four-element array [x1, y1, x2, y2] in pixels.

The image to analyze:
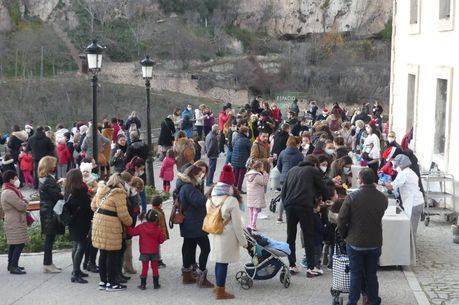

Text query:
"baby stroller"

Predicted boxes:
[[236, 229, 291, 290], [330, 230, 350, 305]]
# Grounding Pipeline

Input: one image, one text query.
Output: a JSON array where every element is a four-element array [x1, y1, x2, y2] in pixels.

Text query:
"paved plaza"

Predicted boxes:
[[0, 157, 455, 305]]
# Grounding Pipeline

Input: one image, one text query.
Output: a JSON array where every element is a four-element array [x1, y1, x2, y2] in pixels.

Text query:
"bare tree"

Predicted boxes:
[[128, 18, 151, 57]]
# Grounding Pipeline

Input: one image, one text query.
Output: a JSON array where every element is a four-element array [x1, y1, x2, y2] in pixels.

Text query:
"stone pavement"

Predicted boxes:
[[411, 213, 459, 305], [0, 157, 419, 305]]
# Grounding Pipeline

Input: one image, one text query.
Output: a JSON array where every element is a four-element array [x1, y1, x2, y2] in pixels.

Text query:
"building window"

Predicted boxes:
[[434, 79, 448, 155], [410, 0, 419, 24], [439, 0, 451, 19], [406, 74, 416, 131]]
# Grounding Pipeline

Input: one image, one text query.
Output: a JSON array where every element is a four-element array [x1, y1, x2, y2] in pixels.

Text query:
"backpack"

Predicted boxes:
[[53, 194, 73, 226], [202, 196, 230, 235]]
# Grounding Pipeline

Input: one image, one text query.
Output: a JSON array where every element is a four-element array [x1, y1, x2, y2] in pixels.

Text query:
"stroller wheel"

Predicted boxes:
[[279, 268, 289, 284], [240, 275, 253, 290], [235, 271, 246, 282], [282, 274, 291, 288]]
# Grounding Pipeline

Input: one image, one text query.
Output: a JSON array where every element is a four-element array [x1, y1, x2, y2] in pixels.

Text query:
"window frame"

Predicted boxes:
[[406, 65, 420, 149], [409, 0, 422, 34], [438, 0, 455, 31]]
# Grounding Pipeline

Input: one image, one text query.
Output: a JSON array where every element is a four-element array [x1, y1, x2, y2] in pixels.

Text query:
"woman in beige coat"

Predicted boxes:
[[91, 173, 132, 291], [206, 165, 247, 300], [1, 170, 29, 274]]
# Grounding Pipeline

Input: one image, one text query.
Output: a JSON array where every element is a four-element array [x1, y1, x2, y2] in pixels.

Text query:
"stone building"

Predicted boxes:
[[389, 0, 458, 212]]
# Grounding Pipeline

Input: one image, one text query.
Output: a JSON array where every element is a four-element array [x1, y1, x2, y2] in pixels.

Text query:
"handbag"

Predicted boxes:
[[331, 243, 351, 293], [168, 196, 185, 229], [26, 212, 35, 227]]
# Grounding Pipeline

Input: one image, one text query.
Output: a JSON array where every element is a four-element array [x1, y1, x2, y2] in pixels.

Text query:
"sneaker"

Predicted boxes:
[[327, 265, 333, 271], [43, 264, 61, 273], [257, 212, 268, 220], [106, 283, 127, 292], [313, 267, 324, 275], [276, 218, 283, 224], [98, 282, 106, 291], [289, 266, 299, 275], [306, 269, 319, 278]]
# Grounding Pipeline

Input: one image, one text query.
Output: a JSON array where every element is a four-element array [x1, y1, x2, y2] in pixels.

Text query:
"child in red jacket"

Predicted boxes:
[[57, 137, 71, 179], [159, 149, 175, 193], [126, 209, 165, 290], [18, 147, 34, 188]]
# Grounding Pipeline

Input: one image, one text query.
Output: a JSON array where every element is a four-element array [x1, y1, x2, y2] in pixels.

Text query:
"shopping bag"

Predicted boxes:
[[332, 244, 350, 293]]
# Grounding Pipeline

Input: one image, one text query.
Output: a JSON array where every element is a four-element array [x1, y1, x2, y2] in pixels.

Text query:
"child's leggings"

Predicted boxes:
[[140, 260, 159, 278], [23, 171, 33, 186], [249, 208, 261, 228]]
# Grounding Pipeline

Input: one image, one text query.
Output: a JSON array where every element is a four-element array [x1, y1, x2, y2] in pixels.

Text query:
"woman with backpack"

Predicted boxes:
[[175, 164, 214, 288], [64, 169, 93, 284], [206, 165, 247, 299]]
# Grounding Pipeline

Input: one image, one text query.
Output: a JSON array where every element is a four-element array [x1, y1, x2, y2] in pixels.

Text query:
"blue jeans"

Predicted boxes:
[[207, 158, 217, 186], [215, 263, 228, 287], [346, 245, 382, 305], [314, 244, 323, 268], [224, 146, 232, 165]]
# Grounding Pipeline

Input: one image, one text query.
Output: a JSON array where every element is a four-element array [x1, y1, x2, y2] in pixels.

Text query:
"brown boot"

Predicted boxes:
[[182, 269, 196, 285], [215, 286, 235, 300], [123, 240, 137, 274], [196, 269, 214, 288]]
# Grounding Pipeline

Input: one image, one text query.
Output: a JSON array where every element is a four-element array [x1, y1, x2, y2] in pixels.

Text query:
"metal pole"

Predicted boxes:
[[92, 74, 99, 175], [145, 79, 155, 187]]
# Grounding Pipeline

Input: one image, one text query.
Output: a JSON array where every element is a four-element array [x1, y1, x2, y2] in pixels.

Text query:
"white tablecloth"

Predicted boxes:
[[380, 209, 416, 266]]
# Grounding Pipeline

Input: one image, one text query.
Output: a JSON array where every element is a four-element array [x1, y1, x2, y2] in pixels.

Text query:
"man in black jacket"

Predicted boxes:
[[271, 123, 290, 167], [337, 168, 387, 305], [281, 155, 329, 277], [124, 131, 149, 164], [27, 126, 55, 189]]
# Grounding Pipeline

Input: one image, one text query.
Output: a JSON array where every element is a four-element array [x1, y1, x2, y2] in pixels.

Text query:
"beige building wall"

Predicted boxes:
[[389, 0, 458, 211]]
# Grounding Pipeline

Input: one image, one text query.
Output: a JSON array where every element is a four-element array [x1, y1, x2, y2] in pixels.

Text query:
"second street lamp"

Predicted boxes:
[[140, 55, 156, 187], [85, 40, 103, 175]]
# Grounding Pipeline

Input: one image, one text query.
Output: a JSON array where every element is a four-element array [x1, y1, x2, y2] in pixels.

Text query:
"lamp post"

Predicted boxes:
[[140, 55, 156, 187], [85, 40, 103, 175]]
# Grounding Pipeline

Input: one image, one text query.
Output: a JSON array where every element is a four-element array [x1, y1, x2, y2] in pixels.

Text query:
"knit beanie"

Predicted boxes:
[[218, 164, 235, 185]]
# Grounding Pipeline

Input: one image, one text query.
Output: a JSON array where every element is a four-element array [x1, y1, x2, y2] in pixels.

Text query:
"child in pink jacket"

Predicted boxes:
[[159, 149, 175, 193], [245, 160, 269, 231]]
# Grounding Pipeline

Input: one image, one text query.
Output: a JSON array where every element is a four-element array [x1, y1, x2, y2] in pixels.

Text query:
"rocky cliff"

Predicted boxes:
[[237, 0, 392, 37], [1, 0, 392, 36]]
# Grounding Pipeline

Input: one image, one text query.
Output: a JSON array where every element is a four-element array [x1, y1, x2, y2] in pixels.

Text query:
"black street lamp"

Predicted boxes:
[[85, 40, 103, 174], [140, 55, 156, 187]]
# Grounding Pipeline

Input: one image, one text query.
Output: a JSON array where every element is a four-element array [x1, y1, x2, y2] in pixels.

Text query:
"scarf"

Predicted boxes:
[[211, 182, 233, 197], [2, 182, 24, 200]]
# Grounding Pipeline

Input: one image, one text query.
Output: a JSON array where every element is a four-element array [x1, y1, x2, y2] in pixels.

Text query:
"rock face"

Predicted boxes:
[[24, 0, 60, 21], [0, 3, 13, 32], [237, 0, 392, 37]]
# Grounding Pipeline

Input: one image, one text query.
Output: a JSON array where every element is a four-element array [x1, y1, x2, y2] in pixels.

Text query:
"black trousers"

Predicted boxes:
[[83, 226, 98, 266], [43, 234, 56, 265], [182, 236, 210, 271], [8, 243, 25, 268], [33, 160, 39, 189], [286, 205, 315, 270], [218, 131, 225, 153], [72, 240, 87, 273], [99, 250, 118, 285], [115, 240, 126, 277]]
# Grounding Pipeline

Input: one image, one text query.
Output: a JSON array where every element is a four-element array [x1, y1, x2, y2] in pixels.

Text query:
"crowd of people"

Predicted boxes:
[[0, 97, 425, 303]]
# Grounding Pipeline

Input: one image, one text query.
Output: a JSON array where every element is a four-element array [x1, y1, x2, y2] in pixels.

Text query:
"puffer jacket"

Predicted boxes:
[[91, 184, 132, 251], [27, 130, 54, 161], [231, 133, 251, 168], [250, 140, 271, 172], [1, 187, 29, 245], [39, 175, 65, 236], [159, 156, 175, 182], [126, 222, 165, 255], [277, 147, 304, 183], [245, 170, 269, 209], [176, 173, 207, 239], [125, 139, 149, 164], [7, 131, 28, 163]]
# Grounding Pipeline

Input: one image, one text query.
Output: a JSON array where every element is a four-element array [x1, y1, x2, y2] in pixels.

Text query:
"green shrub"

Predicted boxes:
[[144, 185, 171, 206], [0, 222, 72, 254]]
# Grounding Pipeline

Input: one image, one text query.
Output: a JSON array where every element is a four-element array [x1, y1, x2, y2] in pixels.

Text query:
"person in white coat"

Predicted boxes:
[[385, 154, 424, 235], [206, 165, 247, 300]]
